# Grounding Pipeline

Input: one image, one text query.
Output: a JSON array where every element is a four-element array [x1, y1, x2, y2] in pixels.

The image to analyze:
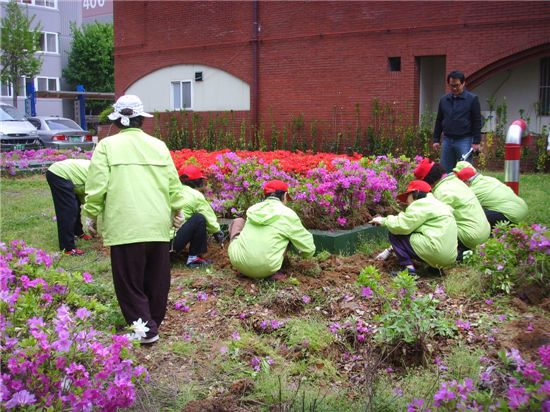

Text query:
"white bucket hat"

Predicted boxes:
[[108, 94, 153, 126]]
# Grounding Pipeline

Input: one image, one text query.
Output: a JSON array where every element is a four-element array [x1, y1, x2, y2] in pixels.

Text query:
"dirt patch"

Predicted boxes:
[[182, 395, 255, 412], [495, 317, 550, 360]]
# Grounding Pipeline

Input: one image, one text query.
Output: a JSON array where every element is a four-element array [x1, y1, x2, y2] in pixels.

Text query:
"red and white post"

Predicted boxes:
[[504, 119, 528, 195]]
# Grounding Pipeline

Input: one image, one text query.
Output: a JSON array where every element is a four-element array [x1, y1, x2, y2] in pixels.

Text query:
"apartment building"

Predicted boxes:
[[0, 0, 112, 117]]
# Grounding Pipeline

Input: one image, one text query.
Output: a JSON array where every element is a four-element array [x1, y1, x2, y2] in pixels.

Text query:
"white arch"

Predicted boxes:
[[126, 64, 250, 112]]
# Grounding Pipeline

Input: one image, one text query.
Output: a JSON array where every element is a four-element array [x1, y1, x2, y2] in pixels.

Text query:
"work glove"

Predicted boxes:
[[213, 230, 225, 245], [172, 210, 185, 229], [369, 216, 384, 226], [83, 217, 97, 237]]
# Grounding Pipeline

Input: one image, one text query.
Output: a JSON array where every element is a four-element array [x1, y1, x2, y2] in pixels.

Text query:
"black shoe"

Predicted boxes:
[[390, 267, 416, 277]]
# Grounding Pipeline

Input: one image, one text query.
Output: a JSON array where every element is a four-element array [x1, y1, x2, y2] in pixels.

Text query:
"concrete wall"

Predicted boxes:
[[125, 64, 250, 113]]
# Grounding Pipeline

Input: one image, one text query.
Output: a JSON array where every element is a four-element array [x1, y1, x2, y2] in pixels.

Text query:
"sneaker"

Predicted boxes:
[[79, 234, 93, 240], [186, 257, 210, 268], [64, 248, 84, 256], [376, 247, 393, 261], [390, 267, 416, 277], [140, 334, 159, 345]]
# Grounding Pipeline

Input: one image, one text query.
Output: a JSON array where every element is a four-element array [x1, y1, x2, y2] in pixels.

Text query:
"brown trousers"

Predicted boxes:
[[110, 242, 170, 338]]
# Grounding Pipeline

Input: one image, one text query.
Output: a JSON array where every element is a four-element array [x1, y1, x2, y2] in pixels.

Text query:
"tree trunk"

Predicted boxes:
[[12, 77, 19, 108]]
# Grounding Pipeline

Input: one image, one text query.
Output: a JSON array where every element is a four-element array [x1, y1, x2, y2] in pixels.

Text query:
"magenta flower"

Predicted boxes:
[[538, 345, 550, 368], [506, 385, 530, 409], [360, 287, 373, 299], [82, 272, 93, 283]]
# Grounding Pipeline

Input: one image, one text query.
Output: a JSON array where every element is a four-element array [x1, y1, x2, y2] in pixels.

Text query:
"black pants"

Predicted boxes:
[[46, 170, 83, 251], [484, 209, 510, 230], [173, 214, 208, 256], [110, 242, 171, 338]]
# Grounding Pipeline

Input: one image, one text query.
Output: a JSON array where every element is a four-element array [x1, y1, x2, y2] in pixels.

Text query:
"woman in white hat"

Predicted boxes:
[[82, 95, 186, 344]]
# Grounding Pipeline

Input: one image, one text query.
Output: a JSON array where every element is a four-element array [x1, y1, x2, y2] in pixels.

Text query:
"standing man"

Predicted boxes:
[[82, 95, 186, 344], [46, 158, 91, 256], [433, 70, 482, 173]]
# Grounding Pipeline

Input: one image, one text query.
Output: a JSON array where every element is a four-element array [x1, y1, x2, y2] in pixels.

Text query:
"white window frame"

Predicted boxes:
[[38, 32, 59, 54], [35, 76, 59, 92], [0, 77, 28, 97], [9, 0, 58, 9], [170, 80, 193, 110]]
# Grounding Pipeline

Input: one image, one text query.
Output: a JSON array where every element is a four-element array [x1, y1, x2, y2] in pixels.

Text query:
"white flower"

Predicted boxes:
[[129, 318, 149, 340]]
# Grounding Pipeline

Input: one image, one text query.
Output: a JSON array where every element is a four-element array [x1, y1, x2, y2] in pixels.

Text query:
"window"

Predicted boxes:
[[1, 82, 12, 97], [0, 78, 28, 97], [171, 81, 192, 110], [35, 77, 59, 92], [14, 0, 56, 8], [39, 32, 58, 54], [388, 57, 401, 72], [540, 57, 550, 116]]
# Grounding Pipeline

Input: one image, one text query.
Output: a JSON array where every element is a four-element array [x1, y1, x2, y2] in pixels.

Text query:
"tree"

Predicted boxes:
[[0, 0, 42, 108], [63, 22, 114, 114]]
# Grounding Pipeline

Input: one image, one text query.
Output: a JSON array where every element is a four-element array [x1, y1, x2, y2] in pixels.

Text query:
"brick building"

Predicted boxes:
[[113, 1, 550, 144]]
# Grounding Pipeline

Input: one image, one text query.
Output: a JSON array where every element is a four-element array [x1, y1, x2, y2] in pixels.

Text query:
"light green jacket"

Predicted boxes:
[[469, 175, 528, 223], [83, 128, 186, 246], [180, 184, 221, 235], [228, 197, 315, 279], [48, 159, 90, 201], [383, 194, 458, 268], [432, 174, 490, 250]]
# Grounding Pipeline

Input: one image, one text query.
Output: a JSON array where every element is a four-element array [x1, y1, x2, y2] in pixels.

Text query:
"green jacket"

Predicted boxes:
[[48, 159, 90, 201], [469, 175, 528, 223], [432, 174, 490, 250], [180, 184, 221, 235], [383, 194, 458, 268], [82, 128, 186, 246], [228, 197, 315, 279]]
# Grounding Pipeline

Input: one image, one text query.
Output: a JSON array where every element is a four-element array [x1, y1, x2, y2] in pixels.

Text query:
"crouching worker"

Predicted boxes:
[[46, 159, 91, 256], [453, 161, 528, 229], [414, 158, 490, 259], [173, 165, 224, 268], [228, 180, 315, 279], [371, 180, 457, 275]]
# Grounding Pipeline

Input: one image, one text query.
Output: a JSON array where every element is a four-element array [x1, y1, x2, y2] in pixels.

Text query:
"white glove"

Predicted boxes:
[[376, 247, 393, 261], [84, 217, 97, 237], [369, 216, 384, 226], [172, 210, 185, 229]]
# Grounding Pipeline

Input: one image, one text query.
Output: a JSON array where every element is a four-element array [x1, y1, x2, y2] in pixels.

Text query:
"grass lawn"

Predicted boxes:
[[1, 171, 549, 411]]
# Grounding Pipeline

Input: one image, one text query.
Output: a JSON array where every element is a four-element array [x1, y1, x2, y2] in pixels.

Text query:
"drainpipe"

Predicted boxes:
[[252, 0, 259, 145], [504, 119, 528, 194]]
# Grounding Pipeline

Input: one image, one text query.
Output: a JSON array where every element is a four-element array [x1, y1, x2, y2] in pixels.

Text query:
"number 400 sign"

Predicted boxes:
[[83, 0, 105, 9]]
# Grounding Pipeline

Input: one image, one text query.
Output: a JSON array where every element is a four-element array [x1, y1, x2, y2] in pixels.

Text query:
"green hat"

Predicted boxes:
[[453, 161, 476, 173]]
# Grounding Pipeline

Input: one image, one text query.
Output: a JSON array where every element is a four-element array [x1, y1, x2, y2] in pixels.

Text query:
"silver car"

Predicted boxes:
[[27, 116, 95, 150], [0, 103, 41, 151]]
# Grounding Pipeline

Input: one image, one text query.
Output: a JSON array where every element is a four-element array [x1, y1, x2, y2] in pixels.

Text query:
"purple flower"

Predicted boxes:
[[433, 382, 456, 406], [196, 291, 208, 301], [361, 287, 373, 299], [250, 357, 261, 371], [82, 272, 93, 283], [302, 295, 311, 304], [5, 389, 36, 408], [506, 385, 529, 409], [485, 299, 493, 305], [521, 362, 543, 382], [407, 399, 424, 412], [231, 331, 241, 340], [456, 320, 471, 331], [538, 345, 550, 368]]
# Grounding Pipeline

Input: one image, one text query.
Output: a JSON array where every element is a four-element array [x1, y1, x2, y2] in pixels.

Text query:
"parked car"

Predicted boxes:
[[0, 103, 41, 151], [27, 116, 95, 150]]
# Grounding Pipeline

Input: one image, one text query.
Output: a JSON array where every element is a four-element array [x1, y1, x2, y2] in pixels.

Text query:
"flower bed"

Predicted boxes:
[[172, 149, 414, 230], [0, 149, 92, 176], [0, 240, 147, 410]]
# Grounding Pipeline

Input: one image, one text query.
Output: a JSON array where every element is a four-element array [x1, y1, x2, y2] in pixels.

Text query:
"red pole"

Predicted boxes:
[[504, 119, 527, 195]]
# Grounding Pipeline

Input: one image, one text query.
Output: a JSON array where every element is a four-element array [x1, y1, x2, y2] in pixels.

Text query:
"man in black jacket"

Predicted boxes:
[[432, 70, 482, 173]]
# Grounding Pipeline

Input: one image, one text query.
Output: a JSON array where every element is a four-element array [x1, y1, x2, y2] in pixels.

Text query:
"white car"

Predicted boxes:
[[27, 116, 95, 150], [0, 103, 41, 151]]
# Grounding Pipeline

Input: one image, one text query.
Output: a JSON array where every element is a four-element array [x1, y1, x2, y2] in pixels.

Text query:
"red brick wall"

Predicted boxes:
[[114, 1, 550, 146]]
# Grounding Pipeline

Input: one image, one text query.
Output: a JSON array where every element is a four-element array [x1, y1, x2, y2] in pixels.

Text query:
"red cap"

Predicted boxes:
[[179, 165, 205, 181], [397, 180, 432, 203], [414, 158, 435, 180], [456, 167, 477, 182], [264, 180, 290, 197]]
